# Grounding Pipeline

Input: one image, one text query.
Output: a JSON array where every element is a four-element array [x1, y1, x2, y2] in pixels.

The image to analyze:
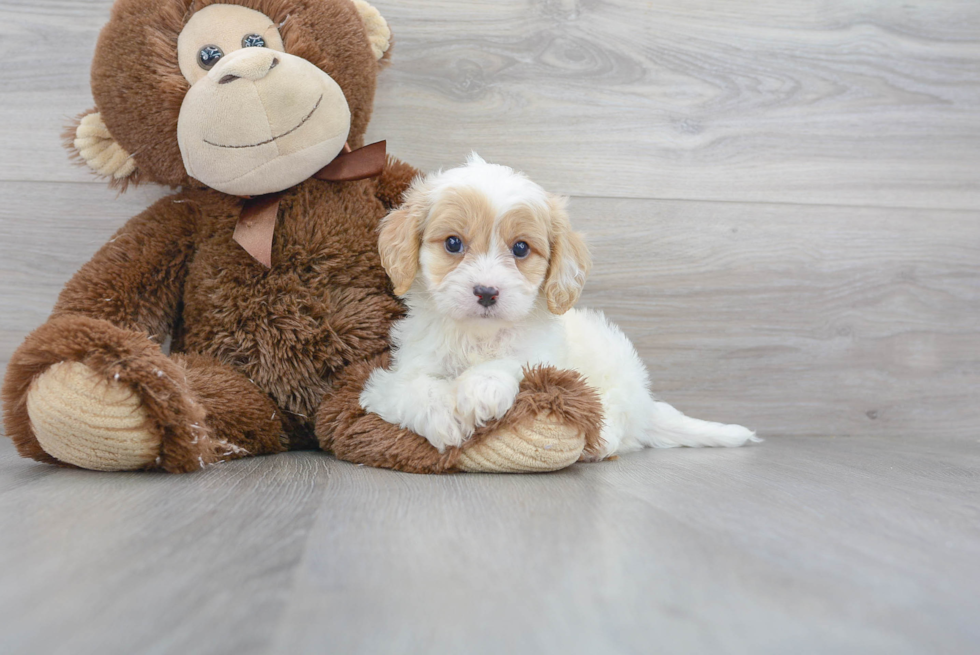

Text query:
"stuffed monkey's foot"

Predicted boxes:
[[456, 366, 605, 473], [27, 361, 159, 471], [456, 413, 587, 473], [2, 315, 237, 473]]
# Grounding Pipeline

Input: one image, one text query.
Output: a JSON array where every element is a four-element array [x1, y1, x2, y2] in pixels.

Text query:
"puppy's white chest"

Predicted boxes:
[[444, 331, 515, 375]]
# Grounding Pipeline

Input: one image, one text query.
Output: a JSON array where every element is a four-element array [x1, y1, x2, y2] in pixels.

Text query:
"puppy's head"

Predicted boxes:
[[379, 154, 591, 322]]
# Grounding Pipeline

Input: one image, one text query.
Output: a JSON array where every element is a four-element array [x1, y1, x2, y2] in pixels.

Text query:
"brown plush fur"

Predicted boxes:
[[2, 0, 603, 473]]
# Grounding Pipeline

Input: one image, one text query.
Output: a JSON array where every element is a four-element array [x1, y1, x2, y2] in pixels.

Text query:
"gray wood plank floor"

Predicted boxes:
[[1, 0, 978, 652], [1, 436, 978, 654]]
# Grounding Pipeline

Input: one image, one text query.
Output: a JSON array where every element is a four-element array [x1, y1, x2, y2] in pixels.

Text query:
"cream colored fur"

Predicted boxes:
[[176, 5, 288, 84], [176, 6, 351, 196], [26, 362, 159, 471], [457, 415, 586, 473], [73, 112, 137, 181], [177, 47, 351, 196], [352, 0, 392, 60]]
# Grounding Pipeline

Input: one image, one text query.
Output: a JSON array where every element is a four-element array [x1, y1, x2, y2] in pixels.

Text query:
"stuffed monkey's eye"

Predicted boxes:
[[198, 45, 224, 70], [512, 241, 530, 258], [242, 34, 266, 48], [445, 236, 464, 254]]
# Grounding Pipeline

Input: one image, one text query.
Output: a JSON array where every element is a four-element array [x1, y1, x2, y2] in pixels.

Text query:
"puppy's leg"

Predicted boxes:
[[453, 360, 524, 430], [360, 368, 467, 452]]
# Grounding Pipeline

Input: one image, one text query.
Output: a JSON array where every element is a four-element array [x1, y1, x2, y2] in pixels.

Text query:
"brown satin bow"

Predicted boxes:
[[232, 140, 387, 268]]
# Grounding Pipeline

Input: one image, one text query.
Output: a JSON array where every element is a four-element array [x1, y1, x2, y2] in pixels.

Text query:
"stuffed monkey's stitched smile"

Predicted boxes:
[[203, 94, 323, 149]]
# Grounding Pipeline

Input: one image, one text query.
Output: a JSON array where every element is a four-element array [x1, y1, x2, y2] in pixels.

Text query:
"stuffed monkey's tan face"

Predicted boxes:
[[177, 5, 351, 196]]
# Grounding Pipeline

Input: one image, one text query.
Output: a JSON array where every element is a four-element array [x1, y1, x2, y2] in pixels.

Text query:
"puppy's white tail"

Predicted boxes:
[[644, 400, 760, 449]]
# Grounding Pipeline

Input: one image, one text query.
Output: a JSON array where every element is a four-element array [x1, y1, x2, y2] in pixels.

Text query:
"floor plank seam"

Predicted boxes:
[[0, 178, 977, 215]]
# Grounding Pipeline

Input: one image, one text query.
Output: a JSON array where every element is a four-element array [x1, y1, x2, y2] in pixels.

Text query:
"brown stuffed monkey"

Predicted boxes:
[[1, 0, 602, 474]]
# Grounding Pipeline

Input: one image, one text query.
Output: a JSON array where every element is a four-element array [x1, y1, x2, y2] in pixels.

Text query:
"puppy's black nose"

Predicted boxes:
[[473, 285, 499, 307]]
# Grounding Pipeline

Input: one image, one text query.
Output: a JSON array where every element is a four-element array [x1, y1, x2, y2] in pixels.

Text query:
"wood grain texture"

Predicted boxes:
[[571, 197, 980, 440], [0, 182, 169, 376], [1, 1, 979, 208], [0, 0, 107, 185], [366, 0, 980, 209], [0, 442, 333, 655], [272, 435, 980, 654], [1, 436, 977, 654]]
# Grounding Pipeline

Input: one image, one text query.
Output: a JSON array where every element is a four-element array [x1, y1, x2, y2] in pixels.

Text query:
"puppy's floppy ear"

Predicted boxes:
[[378, 190, 427, 296], [65, 109, 139, 188], [544, 195, 591, 314]]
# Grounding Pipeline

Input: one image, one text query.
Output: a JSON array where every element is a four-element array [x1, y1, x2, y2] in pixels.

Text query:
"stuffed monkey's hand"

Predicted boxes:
[[322, 361, 606, 474]]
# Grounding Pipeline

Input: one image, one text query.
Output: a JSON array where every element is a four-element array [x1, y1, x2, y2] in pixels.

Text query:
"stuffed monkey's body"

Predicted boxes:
[[2, 0, 601, 473]]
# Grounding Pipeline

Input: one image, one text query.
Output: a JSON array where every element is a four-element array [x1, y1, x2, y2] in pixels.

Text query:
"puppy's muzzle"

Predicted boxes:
[[473, 285, 499, 308]]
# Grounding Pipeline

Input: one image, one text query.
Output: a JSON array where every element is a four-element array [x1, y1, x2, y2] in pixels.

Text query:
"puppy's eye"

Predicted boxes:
[[198, 45, 224, 70], [242, 34, 266, 48], [445, 236, 464, 254], [512, 241, 530, 258]]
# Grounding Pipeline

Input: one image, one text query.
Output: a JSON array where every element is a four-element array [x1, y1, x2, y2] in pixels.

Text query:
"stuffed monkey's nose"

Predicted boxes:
[[209, 48, 280, 84], [474, 285, 499, 307]]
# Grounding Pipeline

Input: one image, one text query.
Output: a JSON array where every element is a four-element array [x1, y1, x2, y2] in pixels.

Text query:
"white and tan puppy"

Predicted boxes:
[[360, 154, 758, 457]]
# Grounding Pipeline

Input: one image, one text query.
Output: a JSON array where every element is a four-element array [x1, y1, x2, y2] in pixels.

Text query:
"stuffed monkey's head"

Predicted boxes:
[[74, 0, 392, 196]]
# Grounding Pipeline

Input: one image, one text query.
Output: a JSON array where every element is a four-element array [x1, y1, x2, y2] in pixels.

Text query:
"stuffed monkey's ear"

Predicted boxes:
[[66, 109, 138, 184], [544, 195, 592, 315], [352, 0, 392, 61], [378, 192, 426, 296]]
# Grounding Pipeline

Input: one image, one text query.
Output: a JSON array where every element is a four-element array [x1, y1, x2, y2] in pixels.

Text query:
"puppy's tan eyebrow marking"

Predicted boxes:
[[498, 205, 550, 256], [424, 187, 496, 252]]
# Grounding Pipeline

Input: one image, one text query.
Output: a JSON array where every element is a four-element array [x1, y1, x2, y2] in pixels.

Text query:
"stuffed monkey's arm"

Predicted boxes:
[[51, 193, 198, 340], [375, 156, 419, 210], [318, 359, 605, 474]]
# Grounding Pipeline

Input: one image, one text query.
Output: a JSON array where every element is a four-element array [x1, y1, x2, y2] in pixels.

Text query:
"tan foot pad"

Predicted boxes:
[[457, 416, 586, 473], [26, 362, 158, 471]]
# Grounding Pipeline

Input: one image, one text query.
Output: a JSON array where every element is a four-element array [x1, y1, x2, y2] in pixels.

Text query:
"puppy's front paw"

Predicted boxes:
[[454, 370, 520, 428], [416, 399, 472, 452]]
